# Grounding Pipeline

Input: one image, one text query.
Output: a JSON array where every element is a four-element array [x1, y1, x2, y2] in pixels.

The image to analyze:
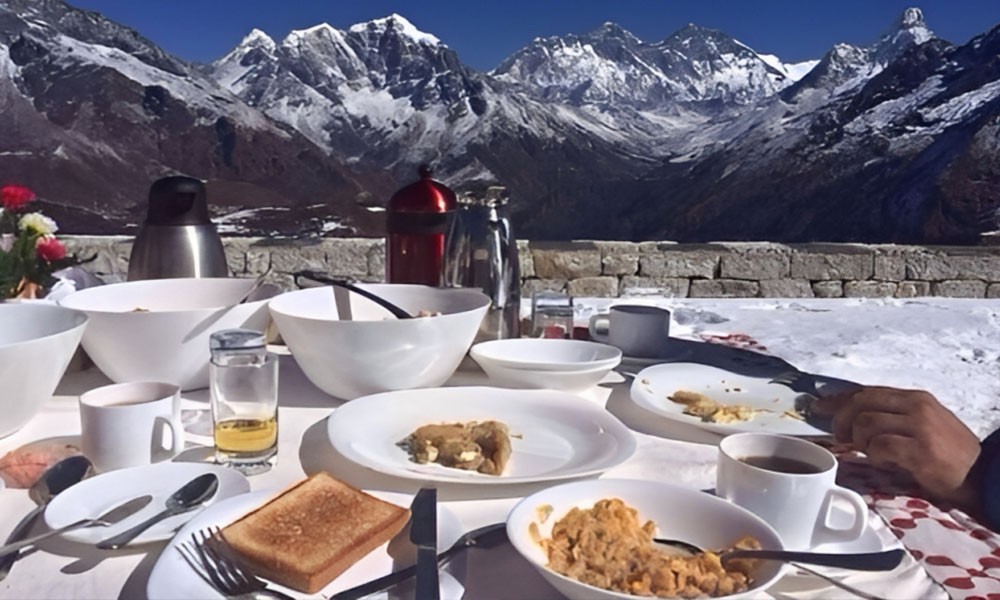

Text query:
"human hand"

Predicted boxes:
[[813, 386, 982, 510]]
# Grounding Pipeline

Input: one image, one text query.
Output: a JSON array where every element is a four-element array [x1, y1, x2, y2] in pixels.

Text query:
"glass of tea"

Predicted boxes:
[[209, 329, 278, 475]]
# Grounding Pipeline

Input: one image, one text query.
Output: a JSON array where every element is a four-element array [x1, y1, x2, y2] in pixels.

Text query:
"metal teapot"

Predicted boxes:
[[442, 186, 520, 341], [127, 176, 228, 281]]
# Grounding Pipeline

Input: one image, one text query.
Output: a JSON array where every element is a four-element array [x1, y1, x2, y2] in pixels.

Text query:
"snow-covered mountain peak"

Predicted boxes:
[[897, 7, 927, 30], [349, 14, 441, 46], [873, 7, 935, 64], [239, 28, 275, 51], [590, 21, 640, 44]]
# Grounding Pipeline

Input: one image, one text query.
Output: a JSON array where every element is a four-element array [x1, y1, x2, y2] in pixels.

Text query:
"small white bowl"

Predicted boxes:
[[507, 479, 785, 600], [470, 338, 622, 372], [475, 360, 615, 391]]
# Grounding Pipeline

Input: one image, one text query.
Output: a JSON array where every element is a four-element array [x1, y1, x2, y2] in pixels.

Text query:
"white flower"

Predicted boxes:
[[0, 233, 12, 252], [18, 212, 58, 236]]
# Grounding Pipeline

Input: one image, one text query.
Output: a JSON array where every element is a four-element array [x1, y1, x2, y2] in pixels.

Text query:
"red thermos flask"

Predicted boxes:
[[386, 165, 457, 285]]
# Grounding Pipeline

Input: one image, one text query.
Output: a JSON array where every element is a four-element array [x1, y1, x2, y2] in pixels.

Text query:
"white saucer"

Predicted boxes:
[[44, 462, 250, 545], [147, 488, 464, 600]]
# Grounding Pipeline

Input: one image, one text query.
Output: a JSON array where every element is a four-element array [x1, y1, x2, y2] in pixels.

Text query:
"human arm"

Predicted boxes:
[[812, 386, 985, 517]]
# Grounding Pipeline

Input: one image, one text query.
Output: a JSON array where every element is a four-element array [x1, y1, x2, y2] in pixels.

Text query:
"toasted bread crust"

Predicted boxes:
[[222, 472, 411, 594]]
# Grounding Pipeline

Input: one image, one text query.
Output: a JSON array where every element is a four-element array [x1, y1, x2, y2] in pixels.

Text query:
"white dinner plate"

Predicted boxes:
[[327, 386, 637, 484], [146, 488, 464, 600], [44, 462, 249, 545], [629, 363, 827, 436]]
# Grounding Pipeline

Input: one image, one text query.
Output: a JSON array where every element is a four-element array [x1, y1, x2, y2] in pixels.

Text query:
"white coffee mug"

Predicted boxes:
[[588, 304, 671, 358], [716, 432, 868, 550], [79, 381, 185, 473]]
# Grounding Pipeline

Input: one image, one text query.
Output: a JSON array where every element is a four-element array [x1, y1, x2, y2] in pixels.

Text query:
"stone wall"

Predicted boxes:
[[65, 236, 1000, 299]]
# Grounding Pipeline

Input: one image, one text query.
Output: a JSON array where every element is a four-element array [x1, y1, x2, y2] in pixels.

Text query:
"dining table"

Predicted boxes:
[[2, 295, 999, 600]]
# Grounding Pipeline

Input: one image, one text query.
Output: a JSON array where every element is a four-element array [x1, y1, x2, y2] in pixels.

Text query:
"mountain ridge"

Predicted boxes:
[[0, 1, 997, 244]]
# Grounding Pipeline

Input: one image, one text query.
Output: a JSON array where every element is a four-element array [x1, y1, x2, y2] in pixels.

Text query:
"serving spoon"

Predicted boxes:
[[0, 455, 94, 581], [293, 270, 415, 319]]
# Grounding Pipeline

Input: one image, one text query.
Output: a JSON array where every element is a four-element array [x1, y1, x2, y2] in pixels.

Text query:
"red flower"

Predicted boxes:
[[36, 236, 66, 261], [0, 185, 35, 210]]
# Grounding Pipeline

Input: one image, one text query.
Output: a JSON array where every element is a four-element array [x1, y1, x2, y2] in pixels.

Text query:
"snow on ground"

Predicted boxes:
[[563, 297, 1000, 437]]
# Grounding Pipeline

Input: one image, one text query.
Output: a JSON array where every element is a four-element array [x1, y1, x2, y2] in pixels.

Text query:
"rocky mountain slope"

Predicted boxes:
[[0, 1, 997, 243], [0, 0, 384, 235]]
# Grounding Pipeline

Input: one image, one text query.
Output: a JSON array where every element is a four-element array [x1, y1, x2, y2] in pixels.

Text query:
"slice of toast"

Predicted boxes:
[[221, 472, 411, 594]]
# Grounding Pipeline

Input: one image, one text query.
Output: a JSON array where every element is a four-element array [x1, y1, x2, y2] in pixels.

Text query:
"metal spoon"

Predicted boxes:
[[654, 537, 904, 571], [293, 270, 415, 319], [0, 494, 152, 557], [654, 538, 902, 600], [97, 473, 219, 550], [0, 455, 93, 581]]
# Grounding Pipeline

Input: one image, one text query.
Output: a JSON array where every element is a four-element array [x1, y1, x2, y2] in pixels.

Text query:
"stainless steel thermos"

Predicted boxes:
[[443, 186, 520, 341], [127, 176, 228, 281]]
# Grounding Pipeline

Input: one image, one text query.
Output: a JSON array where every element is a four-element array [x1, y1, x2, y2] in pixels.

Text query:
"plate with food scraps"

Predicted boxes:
[[327, 386, 637, 484], [628, 363, 827, 436], [146, 487, 464, 600]]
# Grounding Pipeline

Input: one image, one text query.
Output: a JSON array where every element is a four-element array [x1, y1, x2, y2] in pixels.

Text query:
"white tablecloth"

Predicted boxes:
[[3, 297, 983, 599]]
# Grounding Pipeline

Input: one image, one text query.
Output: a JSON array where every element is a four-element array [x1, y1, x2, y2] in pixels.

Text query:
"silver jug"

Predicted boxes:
[[443, 186, 520, 341], [128, 176, 229, 281]]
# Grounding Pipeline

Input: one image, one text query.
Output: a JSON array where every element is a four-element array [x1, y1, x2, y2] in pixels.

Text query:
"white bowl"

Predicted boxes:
[[0, 304, 88, 437], [470, 338, 622, 372], [507, 479, 785, 600], [475, 360, 615, 391], [59, 278, 272, 391], [268, 284, 490, 400]]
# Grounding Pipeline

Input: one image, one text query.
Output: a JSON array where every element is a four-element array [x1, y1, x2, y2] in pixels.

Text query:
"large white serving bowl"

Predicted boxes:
[[471, 338, 622, 372], [507, 479, 786, 600], [269, 284, 490, 400], [0, 304, 88, 438], [59, 278, 271, 391]]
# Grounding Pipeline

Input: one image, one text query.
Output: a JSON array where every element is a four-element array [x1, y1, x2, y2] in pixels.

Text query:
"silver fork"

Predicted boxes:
[[178, 527, 294, 600], [769, 369, 822, 397]]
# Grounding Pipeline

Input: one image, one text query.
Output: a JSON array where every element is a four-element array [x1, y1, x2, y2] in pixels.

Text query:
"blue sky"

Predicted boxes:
[[70, 0, 1000, 71]]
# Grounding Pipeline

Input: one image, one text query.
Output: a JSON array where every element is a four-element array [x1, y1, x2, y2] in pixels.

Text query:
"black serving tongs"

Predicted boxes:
[[293, 270, 414, 319]]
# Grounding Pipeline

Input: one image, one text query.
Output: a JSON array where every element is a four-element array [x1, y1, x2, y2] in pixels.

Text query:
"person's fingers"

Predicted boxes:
[[850, 411, 914, 453], [830, 389, 916, 442], [811, 388, 861, 417], [865, 433, 918, 471]]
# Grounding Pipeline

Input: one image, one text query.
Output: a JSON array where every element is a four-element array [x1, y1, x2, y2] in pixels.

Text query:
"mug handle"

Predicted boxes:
[[152, 416, 185, 462], [588, 314, 611, 343], [811, 485, 869, 547]]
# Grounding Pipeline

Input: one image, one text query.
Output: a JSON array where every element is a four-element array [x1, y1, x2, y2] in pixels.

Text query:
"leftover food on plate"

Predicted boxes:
[[540, 498, 759, 598], [668, 390, 763, 424], [220, 472, 410, 594], [399, 420, 512, 475]]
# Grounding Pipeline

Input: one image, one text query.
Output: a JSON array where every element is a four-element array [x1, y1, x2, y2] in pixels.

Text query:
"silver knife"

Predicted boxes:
[[0, 494, 152, 557], [410, 487, 439, 600]]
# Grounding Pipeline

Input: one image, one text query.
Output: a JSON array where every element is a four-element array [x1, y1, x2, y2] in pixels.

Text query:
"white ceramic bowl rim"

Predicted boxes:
[[268, 284, 491, 326], [58, 277, 268, 314], [0, 304, 88, 350], [471, 338, 622, 370]]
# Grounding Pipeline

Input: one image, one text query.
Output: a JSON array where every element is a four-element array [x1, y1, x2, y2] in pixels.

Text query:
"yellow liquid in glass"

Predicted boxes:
[[214, 417, 277, 453]]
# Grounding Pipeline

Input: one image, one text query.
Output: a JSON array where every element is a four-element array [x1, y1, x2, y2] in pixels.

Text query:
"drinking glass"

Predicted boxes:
[[531, 291, 574, 338], [209, 329, 278, 475]]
